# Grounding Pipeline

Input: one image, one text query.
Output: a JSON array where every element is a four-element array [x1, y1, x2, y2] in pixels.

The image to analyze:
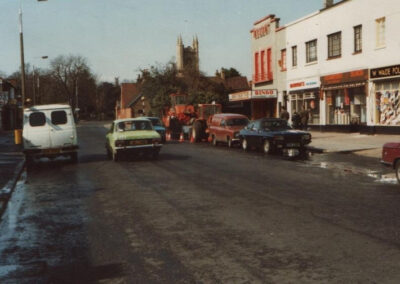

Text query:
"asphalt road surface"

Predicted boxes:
[[1, 121, 400, 283]]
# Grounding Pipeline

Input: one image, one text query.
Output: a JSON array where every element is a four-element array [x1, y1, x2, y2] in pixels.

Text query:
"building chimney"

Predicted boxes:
[[324, 0, 334, 8]]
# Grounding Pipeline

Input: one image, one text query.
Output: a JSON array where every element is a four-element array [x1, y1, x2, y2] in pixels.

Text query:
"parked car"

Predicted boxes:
[[239, 118, 312, 156], [143, 116, 166, 143], [209, 113, 249, 147], [23, 104, 79, 164], [106, 118, 162, 161], [381, 142, 400, 183]]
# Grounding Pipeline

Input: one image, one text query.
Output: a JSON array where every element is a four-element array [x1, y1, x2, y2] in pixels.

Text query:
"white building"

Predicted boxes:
[[286, 0, 400, 132]]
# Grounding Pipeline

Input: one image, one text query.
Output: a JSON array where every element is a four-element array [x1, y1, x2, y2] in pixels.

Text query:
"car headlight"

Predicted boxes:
[[302, 134, 311, 140], [274, 135, 284, 141], [115, 140, 125, 147]]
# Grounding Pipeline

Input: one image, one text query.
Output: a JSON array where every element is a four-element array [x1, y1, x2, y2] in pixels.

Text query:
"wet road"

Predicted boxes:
[[1, 121, 400, 283]]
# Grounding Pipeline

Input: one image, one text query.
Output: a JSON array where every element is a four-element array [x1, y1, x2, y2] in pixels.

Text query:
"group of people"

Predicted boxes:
[[280, 106, 310, 130]]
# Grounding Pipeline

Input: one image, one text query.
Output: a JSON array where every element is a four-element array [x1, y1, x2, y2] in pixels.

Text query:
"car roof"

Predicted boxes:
[[213, 113, 248, 118], [24, 104, 72, 112], [113, 117, 152, 123], [141, 117, 160, 120]]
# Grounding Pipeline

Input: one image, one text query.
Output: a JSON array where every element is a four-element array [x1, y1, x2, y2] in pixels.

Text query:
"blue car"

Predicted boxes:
[[239, 118, 311, 156], [143, 117, 166, 143]]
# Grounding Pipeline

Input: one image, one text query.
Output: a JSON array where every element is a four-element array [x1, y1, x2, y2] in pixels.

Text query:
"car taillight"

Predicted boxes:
[[115, 140, 125, 147]]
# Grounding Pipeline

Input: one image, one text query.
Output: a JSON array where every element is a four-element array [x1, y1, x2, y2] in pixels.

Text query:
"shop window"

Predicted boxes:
[[306, 39, 317, 63], [292, 46, 297, 67], [328, 32, 341, 58], [354, 25, 362, 53], [376, 17, 386, 48]]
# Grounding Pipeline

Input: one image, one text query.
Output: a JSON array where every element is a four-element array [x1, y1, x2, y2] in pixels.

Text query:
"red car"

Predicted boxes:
[[381, 142, 400, 183], [209, 113, 249, 147]]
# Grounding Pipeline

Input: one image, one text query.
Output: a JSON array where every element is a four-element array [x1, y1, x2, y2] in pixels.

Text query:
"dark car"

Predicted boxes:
[[381, 142, 400, 183], [239, 118, 312, 156]]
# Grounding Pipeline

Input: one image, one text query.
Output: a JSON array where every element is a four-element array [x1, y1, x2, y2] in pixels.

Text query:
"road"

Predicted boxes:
[[1, 121, 400, 283]]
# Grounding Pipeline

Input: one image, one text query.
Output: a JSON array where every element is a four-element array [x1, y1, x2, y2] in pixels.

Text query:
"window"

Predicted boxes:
[[376, 17, 385, 47], [29, 112, 46, 127], [292, 46, 297, 67], [354, 25, 362, 53], [267, 48, 272, 80], [306, 39, 317, 63], [328, 32, 341, 58], [254, 52, 259, 81], [51, 110, 67, 125], [280, 49, 287, 71]]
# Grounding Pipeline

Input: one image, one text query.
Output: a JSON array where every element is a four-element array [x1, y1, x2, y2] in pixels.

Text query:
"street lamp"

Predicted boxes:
[[32, 56, 48, 105], [19, 0, 48, 111]]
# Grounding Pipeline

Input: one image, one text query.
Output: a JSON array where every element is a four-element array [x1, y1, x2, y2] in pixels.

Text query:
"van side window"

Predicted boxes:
[[51, 110, 67, 125], [29, 112, 46, 127], [220, 120, 226, 126]]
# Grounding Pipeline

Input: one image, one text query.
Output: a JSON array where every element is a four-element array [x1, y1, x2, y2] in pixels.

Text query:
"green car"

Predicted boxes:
[[106, 118, 162, 161]]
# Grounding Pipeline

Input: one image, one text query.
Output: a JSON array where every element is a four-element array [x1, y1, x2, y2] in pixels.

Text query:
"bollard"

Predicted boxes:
[[14, 129, 22, 145]]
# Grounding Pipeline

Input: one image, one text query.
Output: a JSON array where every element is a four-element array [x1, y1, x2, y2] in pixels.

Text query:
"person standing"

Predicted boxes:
[[300, 108, 310, 130], [280, 106, 290, 121]]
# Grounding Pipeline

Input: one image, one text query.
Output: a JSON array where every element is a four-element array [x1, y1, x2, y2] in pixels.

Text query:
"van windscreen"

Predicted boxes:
[[51, 111, 67, 125], [29, 112, 46, 127]]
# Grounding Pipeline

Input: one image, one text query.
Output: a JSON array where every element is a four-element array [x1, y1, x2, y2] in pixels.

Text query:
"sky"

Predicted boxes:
[[0, 0, 324, 82]]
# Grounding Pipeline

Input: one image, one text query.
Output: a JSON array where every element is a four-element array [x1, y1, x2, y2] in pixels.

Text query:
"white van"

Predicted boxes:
[[23, 104, 78, 163]]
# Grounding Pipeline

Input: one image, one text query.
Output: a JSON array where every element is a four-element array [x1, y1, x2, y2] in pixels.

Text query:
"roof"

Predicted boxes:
[[127, 94, 143, 108], [24, 104, 72, 111], [120, 83, 141, 109], [209, 76, 250, 92]]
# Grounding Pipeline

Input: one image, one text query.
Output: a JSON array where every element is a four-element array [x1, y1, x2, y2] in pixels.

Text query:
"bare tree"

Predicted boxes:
[[50, 55, 91, 109]]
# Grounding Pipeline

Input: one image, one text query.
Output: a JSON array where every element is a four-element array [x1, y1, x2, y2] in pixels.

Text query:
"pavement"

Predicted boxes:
[[308, 131, 399, 158], [0, 131, 24, 219]]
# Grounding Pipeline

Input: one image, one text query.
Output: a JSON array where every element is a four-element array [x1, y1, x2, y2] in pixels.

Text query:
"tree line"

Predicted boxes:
[[4, 54, 244, 119], [6, 55, 120, 120]]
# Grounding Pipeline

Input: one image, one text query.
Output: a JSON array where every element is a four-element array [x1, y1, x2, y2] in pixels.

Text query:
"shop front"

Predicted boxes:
[[321, 69, 368, 131], [228, 89, 277, 120], [288, 77, 320, 125], [370, 64, 400, 130]]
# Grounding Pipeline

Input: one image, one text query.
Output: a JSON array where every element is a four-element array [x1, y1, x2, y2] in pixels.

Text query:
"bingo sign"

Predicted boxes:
[[252, 89, 277, 99]]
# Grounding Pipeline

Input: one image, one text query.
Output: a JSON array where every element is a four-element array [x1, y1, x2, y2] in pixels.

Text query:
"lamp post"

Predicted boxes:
[[19, 0, 48, 111], [32, 55, 48, 105]]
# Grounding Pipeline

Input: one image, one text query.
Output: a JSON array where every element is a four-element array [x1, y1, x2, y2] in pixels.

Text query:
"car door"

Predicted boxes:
[[23, 110, 52, 150], [251, 121, 264, 149], [48, 108, 76, 149]]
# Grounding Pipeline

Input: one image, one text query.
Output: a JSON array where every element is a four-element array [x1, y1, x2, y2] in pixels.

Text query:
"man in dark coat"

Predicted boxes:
[[300, 108, 310, 130], [280, 106, 290, 121]]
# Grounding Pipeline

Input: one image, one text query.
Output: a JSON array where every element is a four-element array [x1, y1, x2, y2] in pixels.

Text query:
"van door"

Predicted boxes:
[[23, 110, 52, 149], [48, 109, 76, 148]]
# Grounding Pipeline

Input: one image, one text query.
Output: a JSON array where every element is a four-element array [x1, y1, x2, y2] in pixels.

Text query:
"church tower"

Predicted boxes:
[[176, 35, 184, 73], [176, 35, 199, 76]]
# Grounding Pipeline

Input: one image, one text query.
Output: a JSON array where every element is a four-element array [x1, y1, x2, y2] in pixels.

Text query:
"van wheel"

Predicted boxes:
[[70, 152, 78, 163], [25, 154, 34, 166], [112, 150, 119, 162]]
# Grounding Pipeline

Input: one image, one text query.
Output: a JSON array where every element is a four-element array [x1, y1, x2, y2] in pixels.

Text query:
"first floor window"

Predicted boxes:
[[306, 39, 317, 63], [292, 46, 297, 67], [328, 32, 341, 58]]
